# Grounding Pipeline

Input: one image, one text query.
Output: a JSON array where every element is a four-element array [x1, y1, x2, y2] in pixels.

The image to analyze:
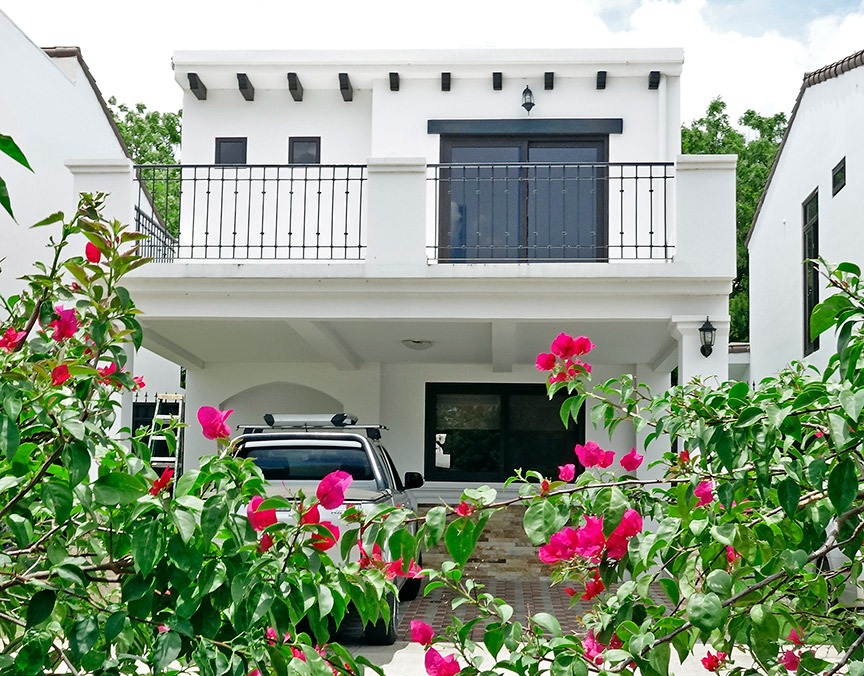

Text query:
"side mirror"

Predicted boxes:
[[404, 471, 424, 490]]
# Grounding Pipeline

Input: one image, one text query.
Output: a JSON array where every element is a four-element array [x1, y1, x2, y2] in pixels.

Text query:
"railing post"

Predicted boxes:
[[365, 158, 428, 276]]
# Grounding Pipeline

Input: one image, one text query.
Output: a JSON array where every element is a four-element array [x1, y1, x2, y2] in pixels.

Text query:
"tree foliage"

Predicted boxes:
[[0, 194, 417, 675], [682, 98, 787, 342], [107, 98, 182, 238], [414, 289, 864, 673]]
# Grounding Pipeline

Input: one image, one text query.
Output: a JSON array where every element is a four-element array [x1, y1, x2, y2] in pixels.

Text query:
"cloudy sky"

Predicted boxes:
[[3, 0, 863, 125]]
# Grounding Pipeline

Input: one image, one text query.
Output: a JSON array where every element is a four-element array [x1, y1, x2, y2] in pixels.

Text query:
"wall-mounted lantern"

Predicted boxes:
[[521, 85, 535, 114], [699, 317, 716, 357]]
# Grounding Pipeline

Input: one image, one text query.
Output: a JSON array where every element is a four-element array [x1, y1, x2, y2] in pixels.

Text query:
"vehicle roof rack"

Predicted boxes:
[[235, 413, 386, 439]]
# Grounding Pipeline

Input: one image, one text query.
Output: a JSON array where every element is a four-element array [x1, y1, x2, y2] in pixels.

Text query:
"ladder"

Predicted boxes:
[[148, 393, 185, 478]]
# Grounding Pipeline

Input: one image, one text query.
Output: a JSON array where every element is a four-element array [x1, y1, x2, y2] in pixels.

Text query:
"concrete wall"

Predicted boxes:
[[749, 68, 864, 381]]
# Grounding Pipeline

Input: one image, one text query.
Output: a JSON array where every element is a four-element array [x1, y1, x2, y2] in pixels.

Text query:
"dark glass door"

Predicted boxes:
[[439, 136, 607, 261]]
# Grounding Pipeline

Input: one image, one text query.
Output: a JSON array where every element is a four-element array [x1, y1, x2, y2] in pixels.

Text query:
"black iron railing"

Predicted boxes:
[[427, 162, 674, 262], [134, 164, 367, 260], [134, 207, 177, 263]]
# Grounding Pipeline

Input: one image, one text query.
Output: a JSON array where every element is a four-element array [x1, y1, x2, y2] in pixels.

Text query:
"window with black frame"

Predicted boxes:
[[803, 191, 819, 356], [438, 136, 608, 262], [425, 383, 584, 482]]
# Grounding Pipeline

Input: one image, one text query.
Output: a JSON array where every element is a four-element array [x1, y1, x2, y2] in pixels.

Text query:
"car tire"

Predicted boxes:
[[364, 592, 398, 645], [398, 553, 424, 602]]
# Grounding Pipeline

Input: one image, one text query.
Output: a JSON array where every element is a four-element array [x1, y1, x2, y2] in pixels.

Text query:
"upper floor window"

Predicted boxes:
[[803, 190, 819, 356], [289, 137, 321, 164], [425, 382, 584, 482], [215, 137, 247, 165], [437, 135, 609, 261], [832, 157, 846, 196]]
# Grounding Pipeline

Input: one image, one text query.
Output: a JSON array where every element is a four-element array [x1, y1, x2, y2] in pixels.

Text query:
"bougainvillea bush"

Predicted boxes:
[[0, 195, 418, 676], [411, 262, 864, 676]]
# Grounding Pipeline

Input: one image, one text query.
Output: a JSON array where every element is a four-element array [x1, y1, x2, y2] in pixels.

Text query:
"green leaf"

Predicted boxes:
[[658, 578, 680, 606], [710, 522, 736, 547], [70, 616, 99, 661], [839, 389, 864, 422], [736, 407, 764, 427], [94, 472, 148, 505], [709, 428, 735, 472], [31, 211, 64, 227], [201, 495, 228, 543], [706, 569, 732, 597], [777, 477, 801, 519], [779, 549, 808, 573], [531, 612, 561, 636], [43, 479, 73, 524], [424, 505, 447, 545], [444, 518, 480, 567], [0, 134, 32, 170], [0, 176, 14, 220], [131, 520, 163, 575], [648, 640, 671, 676], [810, 293, 852, 339], [827, 457, 858, 515], [523, 499, 570, 545], [0, 412, 20, 460], [62, 442, 91, 488], [104, 611, 126, 642], [26, 590, 56, 628], [687, 592, 727, 632], [153, 630, 182, 675], [172, 509, 197, 543], [483, 623, 505, 658]]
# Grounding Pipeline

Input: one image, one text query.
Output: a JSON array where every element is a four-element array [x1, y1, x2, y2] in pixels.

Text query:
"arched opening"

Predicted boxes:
[[220, 382, 343, 428]]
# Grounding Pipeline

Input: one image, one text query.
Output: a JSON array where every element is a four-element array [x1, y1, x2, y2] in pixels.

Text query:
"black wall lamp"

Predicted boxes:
[[521, 85, 535, 114], [699, 317, 716, 357]]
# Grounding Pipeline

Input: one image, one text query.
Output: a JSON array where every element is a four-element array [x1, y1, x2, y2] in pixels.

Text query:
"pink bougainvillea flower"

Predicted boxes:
[[197, 406, 234, 440], [424, 647, 461, 676], [574, 441, 605, 468], [563, 587, 577, 597], [310, 521, 339, 551], [47, 305, 78, 341], [701, 651, 727, 672], [540, 479, 550, 495], [617, 509, 643, 537], [97, 362, 118, 384], [539, 527, 580, 564], [0, 326, 26, 352], [606, 509, 643, 560], [787, 629, 804, 646], [133, 375, 145, 390], [157, 624, 170, 633], [582, 629, 605, 665], [558, 463, 576, 482], [550, 333, 577, 358], [535, 352, 557, 371], [574, 515, 607, 559], [679, 449, 691, 464], [301, 504, 321, 525], [411, 620, 435, 646], [571, 336, 595, 356], [620, 448, 644, 472], [598, 450, 615, 468], [779, 650, 800, 671], [454, 501, 475, 517], [726, 546, 741, 565], [582, 570, 605, 601], [814, 430, 824, 438], [148, 467, 174, 496], [248, 670, 262, 676], [359, 542, 385, 569], [51, 364, 71, 386], [85, 241, 102, 263], [257, 533, 274, 553], [316, 469, 353, 509], [246, 495, 277, 532], [695, 480, 714, 507]]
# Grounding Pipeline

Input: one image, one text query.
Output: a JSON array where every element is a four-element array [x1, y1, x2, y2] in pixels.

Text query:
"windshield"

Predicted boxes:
[[238, 440, 375, 482]]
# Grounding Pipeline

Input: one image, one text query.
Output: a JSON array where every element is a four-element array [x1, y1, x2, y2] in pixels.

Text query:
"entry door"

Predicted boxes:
[[440, 137, 607, 261]]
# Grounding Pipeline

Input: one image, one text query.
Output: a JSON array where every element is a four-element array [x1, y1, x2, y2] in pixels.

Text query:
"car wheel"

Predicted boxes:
[[364, 592, 398, 645]]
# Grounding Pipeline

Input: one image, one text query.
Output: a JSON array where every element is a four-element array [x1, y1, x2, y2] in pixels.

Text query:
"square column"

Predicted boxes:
[[671, 316, 729, 383]]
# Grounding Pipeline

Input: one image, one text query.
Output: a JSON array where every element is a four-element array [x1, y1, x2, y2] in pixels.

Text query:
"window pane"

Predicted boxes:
[[434, 394, 501, 473], [507, 393, 580, 478], [216, 138, 247, 165], [290, 138, 320, 164]]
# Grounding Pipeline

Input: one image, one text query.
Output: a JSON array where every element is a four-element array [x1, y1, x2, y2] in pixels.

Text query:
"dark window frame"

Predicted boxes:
[[437, 134, 610, 262], [288, 136, 321, 164], [214, 137, 248, 165], [424, 382, 585, 482], [832, 157, 846, 196], [803, 189, 819, 356]]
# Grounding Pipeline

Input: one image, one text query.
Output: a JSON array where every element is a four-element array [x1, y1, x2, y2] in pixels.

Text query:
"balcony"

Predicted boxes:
[[134, 161, 674, 264]]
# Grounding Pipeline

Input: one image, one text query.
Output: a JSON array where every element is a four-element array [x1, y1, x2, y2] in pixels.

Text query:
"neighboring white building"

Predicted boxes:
[[0, 10, 181, 408], [749, 49, 864, 382], [118, 49, 737, 501]]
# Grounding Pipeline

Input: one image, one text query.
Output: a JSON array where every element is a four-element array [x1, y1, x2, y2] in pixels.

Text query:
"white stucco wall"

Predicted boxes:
[[749, 67, 864, 381], [0, 14, 127, 297]]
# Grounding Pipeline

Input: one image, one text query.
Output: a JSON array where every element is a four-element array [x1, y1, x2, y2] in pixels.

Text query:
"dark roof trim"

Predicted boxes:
[[748, 48, 864, 246], [42, 46, 132, 161], [427, 118, 623, 135]]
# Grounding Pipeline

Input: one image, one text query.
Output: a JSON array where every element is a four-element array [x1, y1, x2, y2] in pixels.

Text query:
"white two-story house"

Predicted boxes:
[[749, 48, 864, 382], [119, 49, 736, 501]]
